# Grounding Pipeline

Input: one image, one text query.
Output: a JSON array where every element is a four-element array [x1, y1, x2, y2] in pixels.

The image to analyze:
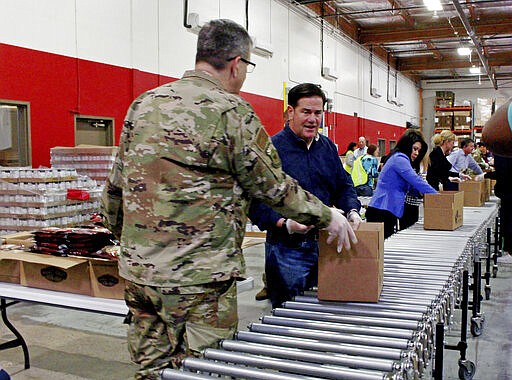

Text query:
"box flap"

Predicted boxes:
[[0, 251, 87, 269], [424, 191, 463, 209]]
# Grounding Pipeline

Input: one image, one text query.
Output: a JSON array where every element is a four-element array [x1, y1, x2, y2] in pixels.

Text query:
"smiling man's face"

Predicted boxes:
[[288, 96, 324, 144]]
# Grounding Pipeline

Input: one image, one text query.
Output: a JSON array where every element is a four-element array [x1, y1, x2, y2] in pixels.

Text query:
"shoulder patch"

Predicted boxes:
[[255, 128, 269, 150]]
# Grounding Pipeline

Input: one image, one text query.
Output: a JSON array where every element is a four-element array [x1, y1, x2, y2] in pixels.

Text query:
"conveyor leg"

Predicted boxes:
[[471, 250, 485, 337], [483, 228, 492, 300], [0, 298, 30, 369], [444, 271, 476, 380]]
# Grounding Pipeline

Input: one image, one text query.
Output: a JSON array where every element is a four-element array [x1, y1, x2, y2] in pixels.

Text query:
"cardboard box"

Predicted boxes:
[[89, 259, 125, 299], [17, 251, 92, 296], [318, 223, 384, 302], [1, 232, 35, 248], [484, 179, 491, 201], [424, 191, 464, 230], [0, 250, 21, 283], [459, 180, 486, 207]]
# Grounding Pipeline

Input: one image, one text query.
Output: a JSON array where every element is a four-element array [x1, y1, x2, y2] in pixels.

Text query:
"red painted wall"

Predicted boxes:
[[0, 42, 404, 167]]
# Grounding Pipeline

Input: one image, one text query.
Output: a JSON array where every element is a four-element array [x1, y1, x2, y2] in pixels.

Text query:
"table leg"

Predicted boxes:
[[0, 298, 30, 369]]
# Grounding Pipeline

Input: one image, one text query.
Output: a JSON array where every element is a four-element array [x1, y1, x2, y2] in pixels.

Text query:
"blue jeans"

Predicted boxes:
[[265, 240, 319, 308]]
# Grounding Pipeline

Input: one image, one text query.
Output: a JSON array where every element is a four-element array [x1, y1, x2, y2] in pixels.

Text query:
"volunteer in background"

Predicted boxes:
[[342, 141, 357, 173], [427, 130, 471, 191], [399, 147, 429, 231], [101, 20, 356, 379], [447, 138, 485, 181], [249, 83, 362, 309], [366, 129, 437, 238], [351, 144, 379, 196], [353, 136, 368, 158]]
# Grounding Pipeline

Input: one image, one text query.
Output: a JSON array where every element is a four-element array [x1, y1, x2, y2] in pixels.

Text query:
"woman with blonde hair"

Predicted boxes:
[[427, 130, 470, 190]]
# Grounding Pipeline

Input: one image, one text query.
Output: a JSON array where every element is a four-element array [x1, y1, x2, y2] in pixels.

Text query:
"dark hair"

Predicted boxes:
[[477, 141, 486, 148], [460, 138, 474, 148], [288, 83, 326, 108], [196, 19, 252, 70], [367, 144, 378, 156], [394, 129, 428, 171], [345, 142, 357, 154]]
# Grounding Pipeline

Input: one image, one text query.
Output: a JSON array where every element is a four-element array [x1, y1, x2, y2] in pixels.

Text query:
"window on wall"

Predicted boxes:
[[377, 138, 386, 157], [389, 140, 397, 152], [0, 102, 30, 167], [75, 116, 114, 146]]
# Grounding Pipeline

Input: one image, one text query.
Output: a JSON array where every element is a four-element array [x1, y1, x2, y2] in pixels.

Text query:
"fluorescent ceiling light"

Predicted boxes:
[[423, 0, 442, 11], [457, 47, 471, 56], [469, 66, 481, 74]]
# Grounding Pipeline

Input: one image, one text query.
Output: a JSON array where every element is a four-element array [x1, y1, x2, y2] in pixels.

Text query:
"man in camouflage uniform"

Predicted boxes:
[[101, 19, 357, 379]]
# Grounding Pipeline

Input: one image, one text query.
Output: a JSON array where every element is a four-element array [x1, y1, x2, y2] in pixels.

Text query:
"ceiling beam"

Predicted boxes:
[[399, 52, 512, 72], [359, 19, 512, 44], [452, 0, 497, 89]]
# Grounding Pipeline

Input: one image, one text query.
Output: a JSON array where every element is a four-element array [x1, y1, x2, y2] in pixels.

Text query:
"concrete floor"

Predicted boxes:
[[1, 238, 511, 380]]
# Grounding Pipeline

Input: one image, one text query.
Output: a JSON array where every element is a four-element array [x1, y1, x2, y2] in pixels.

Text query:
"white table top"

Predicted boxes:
[[0, 282, 128, 316]]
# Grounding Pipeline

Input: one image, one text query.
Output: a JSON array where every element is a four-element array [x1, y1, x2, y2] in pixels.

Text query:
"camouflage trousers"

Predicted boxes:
[[124, 278, 238, 380]]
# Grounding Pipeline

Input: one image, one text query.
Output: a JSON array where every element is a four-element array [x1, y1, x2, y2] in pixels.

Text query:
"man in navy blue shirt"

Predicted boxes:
[[249, 83, 362, 308]]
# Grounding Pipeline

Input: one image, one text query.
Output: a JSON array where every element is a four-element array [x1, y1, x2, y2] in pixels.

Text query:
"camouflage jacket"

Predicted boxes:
[[101, 70, 331, 287]]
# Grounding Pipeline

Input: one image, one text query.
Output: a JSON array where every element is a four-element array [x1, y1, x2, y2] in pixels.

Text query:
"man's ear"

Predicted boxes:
[[228, 56, 240, 78]]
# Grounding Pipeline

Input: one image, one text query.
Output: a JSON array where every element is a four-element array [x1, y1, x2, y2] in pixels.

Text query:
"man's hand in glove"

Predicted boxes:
[[325, 208, 358, 253], [347, 210, 363, 230], [474, 173, 485, 181]]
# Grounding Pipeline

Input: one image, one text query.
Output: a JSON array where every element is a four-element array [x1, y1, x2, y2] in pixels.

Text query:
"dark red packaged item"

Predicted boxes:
[[67, 188, 90, 201]]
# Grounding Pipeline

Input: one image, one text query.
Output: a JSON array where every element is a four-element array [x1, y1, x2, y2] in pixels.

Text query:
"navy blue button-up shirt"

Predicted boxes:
[[249, 125, 360, 240]]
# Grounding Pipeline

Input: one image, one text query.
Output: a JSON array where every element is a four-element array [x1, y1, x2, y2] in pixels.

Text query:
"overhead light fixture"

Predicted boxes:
[[423, 0, 442, 11], [469, 66, 481, 74], [457, 46, 471, 56]]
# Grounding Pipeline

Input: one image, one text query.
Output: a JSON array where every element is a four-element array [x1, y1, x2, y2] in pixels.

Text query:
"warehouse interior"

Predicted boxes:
[[1, 0, 512, 379]]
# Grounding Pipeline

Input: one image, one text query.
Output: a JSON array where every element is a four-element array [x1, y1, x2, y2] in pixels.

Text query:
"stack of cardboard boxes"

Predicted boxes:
[[0, 233, 124, 299]]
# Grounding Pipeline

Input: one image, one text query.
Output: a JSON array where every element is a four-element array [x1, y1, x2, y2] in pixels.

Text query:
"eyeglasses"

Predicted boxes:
[[227, 56, 256, 73]]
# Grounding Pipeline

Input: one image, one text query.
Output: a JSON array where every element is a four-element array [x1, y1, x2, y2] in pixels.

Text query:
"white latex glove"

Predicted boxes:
[[460, 173, 472, 181], [285, 218, 314, 234], [449, 176, 462, 183], [325, 208, 358, 253], [474, 173, 485, 182], [347, 211, 363, 230]]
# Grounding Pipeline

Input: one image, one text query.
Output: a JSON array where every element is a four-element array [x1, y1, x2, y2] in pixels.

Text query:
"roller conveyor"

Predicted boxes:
[[161, 201, 499, 380]]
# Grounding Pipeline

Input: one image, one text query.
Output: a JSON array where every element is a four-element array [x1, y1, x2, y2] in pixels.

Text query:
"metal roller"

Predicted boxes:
[[198, 350, 392, 380], [219, 341, 404, 375], [248, 323, 413, 350], [160, 370, 220, 380], [180, 358, 315, 380], [272, 308, 421, 330], [236, 331, 406, 361], [261, 315, 415, 340], [294, 295, 430, 313], [281, 301, 424, 321]]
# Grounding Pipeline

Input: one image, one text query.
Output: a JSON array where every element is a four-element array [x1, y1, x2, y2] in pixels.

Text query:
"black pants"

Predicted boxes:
[[500, 198, 512, 252], [366, 206, 397, 239], [399, 204, 419, 231]]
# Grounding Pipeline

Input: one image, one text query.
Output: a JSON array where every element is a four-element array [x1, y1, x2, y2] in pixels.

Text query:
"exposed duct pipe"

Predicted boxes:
[[451, 0, 497, 90]]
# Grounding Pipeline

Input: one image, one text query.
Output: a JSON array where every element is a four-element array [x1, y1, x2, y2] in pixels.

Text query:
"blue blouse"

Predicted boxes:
[[369, 152, 437, 217]]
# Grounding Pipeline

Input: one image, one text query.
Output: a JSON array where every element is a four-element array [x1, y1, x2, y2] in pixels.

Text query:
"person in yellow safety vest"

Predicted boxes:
[[343, 142, 357, 173], [351, 144, 379, 196]]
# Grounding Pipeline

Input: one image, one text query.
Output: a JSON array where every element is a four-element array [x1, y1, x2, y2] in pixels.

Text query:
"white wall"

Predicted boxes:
[[0, 0, 420, 126]]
